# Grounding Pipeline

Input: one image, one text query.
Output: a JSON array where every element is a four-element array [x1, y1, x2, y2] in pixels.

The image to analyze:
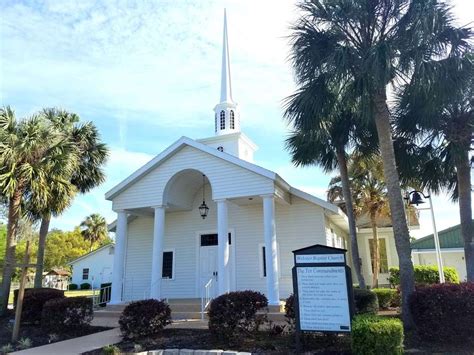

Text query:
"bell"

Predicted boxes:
[[410, 191, 425, 206]]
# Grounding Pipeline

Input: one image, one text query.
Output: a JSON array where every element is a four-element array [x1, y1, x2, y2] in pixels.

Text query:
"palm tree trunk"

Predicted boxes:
[[370, 212, 379, 288], [374, 89, 414, 328], [455, 151, 474, 281], [0, 188, 22, 315], [34, 216, 51, 288], [336, 147, 366, 288]]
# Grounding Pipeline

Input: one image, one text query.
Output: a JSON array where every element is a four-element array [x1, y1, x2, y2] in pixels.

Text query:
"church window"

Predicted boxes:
[[230, 110, 235, 129], [220, 110, 225, 130], [214, 113, 217, 132], [162, 250, 174, 279]]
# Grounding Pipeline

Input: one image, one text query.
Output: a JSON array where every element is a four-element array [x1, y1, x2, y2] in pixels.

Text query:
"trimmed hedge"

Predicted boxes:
[[80, 282, 91, 290], [352, 315, 404, 355], [354, 288, 378, 315], [13, 288, 65, 324], [372, 288, 399, 309], [388, 265, 459, 287], [208, 290, 268, 342], [42, 296, 93, 332], [119, 299, 172, 339], [68, 283, 78, 290], [409, 282, 474, 342]]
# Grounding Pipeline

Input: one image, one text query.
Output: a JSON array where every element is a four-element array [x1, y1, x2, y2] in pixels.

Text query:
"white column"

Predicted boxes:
[[111, 210, 127, 304], [150, 206, 165, 299], [263, 194, 280, 305], [217, 199, 230, 294]]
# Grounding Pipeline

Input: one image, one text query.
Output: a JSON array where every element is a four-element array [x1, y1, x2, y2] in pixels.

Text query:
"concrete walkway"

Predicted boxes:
[[11, 328, 121, 355], [10, 320, 209, 355]]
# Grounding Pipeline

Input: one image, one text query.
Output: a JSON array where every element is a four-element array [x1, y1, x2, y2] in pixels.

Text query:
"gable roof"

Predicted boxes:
[[67, 243, 115, 265], [104, 136, 344, 219], [105, 136, 276, 200], [411, 222, 470, 250]]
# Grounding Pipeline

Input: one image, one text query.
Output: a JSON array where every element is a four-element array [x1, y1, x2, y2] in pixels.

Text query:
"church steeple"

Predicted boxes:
[[220, 9, 233, 103], [214, 9, 240, 136]]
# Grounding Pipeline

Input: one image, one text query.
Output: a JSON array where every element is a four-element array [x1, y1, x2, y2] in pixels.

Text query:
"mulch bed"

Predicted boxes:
[[0, 310, 111, 352], [83, 328, 352, 354], [82, 327, 474, 355]]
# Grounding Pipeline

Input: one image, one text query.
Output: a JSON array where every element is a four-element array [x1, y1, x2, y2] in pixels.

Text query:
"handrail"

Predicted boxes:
[[92, 284, 112, 307], [201, 277, 215, 320]]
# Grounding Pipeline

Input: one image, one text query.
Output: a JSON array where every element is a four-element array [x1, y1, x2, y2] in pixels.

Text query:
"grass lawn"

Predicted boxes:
[[8, 289, 94, 305]]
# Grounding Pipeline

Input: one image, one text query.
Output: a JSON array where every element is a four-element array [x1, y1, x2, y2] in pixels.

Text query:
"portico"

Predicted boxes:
[[110, 168, 281, 305]]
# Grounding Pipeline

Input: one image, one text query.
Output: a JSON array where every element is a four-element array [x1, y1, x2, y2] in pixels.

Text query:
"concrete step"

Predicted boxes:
[[169, 303, 203, 313]]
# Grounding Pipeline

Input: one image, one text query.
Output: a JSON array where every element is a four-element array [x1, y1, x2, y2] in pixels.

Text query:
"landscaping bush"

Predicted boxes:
[[351, 315, 403, 355], [13, 288, 65, 324], [208, 290, 268, 342], [409, 282, 474, 342], [119, 299, 172, 339], [389, 265, 459, 287], [80, 282, 91, 290], [67, 283, 78, 290], [353, 288, 378, 315], [42, 296, 93, 332], [372, 288, 398, 309], [284, 294, 296, 330]]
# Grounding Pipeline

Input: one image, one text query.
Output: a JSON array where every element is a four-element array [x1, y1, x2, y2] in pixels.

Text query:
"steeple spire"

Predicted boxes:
[[220, 9, 233, 103], [214, 9, 240, 136]]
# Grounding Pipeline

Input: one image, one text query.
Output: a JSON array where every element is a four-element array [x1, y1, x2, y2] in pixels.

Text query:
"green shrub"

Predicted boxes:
[[353, 288, 378, 315], [372, 288, 398, 309], [80, 282, 91, 290], [389, 265, 459, 287], [42, 296, 93, 332], [352, 315, 404, 355], [102, 345, 120, 355], [13, 288, 65, 324], [67, 283, 78, 290], [119, 299, 172, 339], [409, 282, 474, 342], [208, 290, 268, 342]]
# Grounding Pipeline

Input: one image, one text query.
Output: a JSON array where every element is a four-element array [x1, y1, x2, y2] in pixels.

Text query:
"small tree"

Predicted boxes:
[[328, 155, 389, 287], [80, 214, 108, 251]]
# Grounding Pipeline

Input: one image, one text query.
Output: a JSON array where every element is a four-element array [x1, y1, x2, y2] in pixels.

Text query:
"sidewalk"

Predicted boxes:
[[11, 328, 121, 355]]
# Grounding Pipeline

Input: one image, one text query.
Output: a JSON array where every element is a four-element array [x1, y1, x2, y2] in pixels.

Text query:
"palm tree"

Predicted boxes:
[[289, 0, 469, 327], [80, 214, 108, 252], [328, 155, 389, 288], [396, 53, 474, 280], [33, 109, 108, 288], [284, 80, 375, 288], [0, 107, 76, 315]]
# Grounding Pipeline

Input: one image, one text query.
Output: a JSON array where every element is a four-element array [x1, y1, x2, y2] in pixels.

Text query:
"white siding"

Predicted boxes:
[[70, 246, 114, 289], [112, 146, 274, 210], [122, 192, 328, 301], [413, 250, 467, 281]]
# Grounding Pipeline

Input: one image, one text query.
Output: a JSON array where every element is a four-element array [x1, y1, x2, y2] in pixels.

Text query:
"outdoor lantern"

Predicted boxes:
[[199, 174, 209, 219]]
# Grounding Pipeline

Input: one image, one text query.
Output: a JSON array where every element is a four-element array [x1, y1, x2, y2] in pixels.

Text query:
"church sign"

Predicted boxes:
[[292, 245, 354, 335]]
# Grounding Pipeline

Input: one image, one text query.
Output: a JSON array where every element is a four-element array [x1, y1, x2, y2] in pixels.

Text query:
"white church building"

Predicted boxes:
[[106, 13, 358, 306]]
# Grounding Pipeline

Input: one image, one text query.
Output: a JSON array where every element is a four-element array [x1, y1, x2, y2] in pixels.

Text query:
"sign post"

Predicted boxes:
[[292, 244, 354, 353]]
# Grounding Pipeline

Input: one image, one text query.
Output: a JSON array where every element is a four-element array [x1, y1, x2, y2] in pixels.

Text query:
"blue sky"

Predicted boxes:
[[1, 0, 472, 239]]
